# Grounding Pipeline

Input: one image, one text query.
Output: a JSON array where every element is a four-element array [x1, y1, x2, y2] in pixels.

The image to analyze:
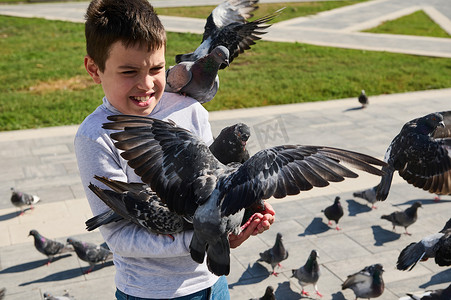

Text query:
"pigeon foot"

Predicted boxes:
[[301, 289, 310, 296]]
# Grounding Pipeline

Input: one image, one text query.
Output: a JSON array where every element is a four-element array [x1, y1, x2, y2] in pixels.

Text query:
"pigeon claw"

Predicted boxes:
[[301, 289, 310, 296], [271, 271, 279, 276], [335, 226, 341, 231], [316, 291, 323, 297]]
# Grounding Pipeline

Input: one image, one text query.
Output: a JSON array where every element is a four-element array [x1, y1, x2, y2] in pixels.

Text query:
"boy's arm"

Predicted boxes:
[[75, 133, 193, 258]]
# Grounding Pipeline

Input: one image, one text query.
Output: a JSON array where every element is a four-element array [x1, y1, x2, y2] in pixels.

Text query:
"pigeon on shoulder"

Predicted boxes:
[[342, 263, 385, 299], [28, 230, 73, 265], [102, 115, 386, 276], [11, 187, 40, 215], [322, 196, 344, 230], [376, 111, 451, 201], [258, 232, 288, 276], [381, 201, 422, 235], [66, 237, 112, 274], [209, 122, 250, 165], [353, 186, 378, 209], [292, 250, 322, 297]]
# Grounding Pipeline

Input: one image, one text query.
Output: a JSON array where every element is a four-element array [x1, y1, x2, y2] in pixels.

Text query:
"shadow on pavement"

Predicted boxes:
[[0, 211, 21, 222], [275, 281, 302, 300], [228, 262, 269, 288], [346, 199, 372, 216], [371, 225, 401, 246], [331, 291, 346, 300], [394, 198, 451, 207], [343, 106, 364, 112], [419, 268, 451, 289], [0, 254, 72, 274], [299, 217, 330, 236]]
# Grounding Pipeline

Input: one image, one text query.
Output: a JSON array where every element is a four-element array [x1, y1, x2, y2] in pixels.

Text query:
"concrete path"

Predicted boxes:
[[0, 0, 450, 299]]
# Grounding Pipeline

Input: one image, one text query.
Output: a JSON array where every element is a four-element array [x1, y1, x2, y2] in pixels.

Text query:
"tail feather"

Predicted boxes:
[[376, 165, 395, 200], [86, 210, 123, 231], [189, 233, 207, 264], [205, 236, 231, 276]]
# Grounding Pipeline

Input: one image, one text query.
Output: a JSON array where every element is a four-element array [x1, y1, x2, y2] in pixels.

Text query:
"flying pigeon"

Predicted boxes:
[[28, 230, 73, 265], [250, 286, 276, 300], [342, 263, 385, 299], [165, 46, 229, 104], [10, 187, 40, 215], [400, 283, 451, 300], [358, 90, 368, 108], [291, 249, 322, 297], [102, 114, 386, 276], [175, 0, 281, 69], [322, 196, 344, 230], [353, 186, 378, 209], [66, 237, 113, 274], [258, 232, 288, 276], [209, 122, 251, 165], [376, 111, 451, 201], [381, 201, 422, 235], [85, 176, 193, 237], [43, 291, 74, 300]]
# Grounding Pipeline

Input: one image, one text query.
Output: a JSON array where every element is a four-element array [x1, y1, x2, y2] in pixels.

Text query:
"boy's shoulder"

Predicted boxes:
[[76, 103, 111, 139]]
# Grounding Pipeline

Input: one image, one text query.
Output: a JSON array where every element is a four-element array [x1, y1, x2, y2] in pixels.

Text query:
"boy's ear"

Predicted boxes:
[[84, 55, 102, 84]]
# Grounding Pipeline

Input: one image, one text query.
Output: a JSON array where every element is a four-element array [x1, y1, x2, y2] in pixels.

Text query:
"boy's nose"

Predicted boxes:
[[137, 74, 155, 90]]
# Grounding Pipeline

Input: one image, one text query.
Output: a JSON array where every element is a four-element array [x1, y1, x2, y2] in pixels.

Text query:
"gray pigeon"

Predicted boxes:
[[291, 249, 322, 297], [10, 187, 40, 215], [102, 115, 386, 276], [381, 201, 422, 235], [258, 232, 288, 276], [209, 123, 251, 165], [66, 237, 113, 274], [401, 283, 451, 300], [175, 0, 281, 69], [358, 90, 368, 108], [165, 46, 229, 104], [322, 196, 344, 230], [250, 286, 276, 300], [28, 230, 73, 265], [376, 111, 451, 201], [85, 176, 193, 237], [43, 291, 74, 300], [342, 263, 385, 299], [397, 218, 451, 270], [353, 186, 378, 209]]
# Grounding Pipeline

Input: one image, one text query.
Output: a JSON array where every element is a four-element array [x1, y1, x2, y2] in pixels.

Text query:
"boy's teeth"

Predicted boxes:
[[134, 96, 149, 102]]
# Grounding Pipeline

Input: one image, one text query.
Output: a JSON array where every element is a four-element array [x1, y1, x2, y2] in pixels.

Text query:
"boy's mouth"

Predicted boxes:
[[130, 93, 155, 106]]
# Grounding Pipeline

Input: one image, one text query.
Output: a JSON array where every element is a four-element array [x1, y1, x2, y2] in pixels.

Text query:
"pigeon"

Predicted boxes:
[[0, 288, 5, 300], [10, 187, 40, 215], [397, 218, 451, 270], [43, 291, 74, 300], [376, 111, 451, 201], [28, 230, 73, 265], [175, 0, 281, 69], [209, 122, 251, 164], [401, 283, 451, 300], [353, 186, 378, 209], [165, 46, 229, 104], [102, 114, 386, 276], [342, 263, 385, 299], [322, 196, 344, 230], [66, 237, 113, 274], [258, 232, 288, 276], [291, 249, 322, 297], [250, 286, 276, 300], [358, 90, 368, 108], [381, 201, 422, 235], [85, 176, 193, 237]]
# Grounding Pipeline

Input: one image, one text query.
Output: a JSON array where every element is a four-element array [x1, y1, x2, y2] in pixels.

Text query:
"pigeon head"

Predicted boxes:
[[234, 123, 250, 144], [66, 237, 82, 248], [28, 229, 39, 237], [309, 249, 319, 260], [369, 263, 384, 275], [412, 201, 422, 209], [334, 196, 341, 205], [276, 232, 283, 241], [418, 112, 445, 135], [211, 46, 230, 67]]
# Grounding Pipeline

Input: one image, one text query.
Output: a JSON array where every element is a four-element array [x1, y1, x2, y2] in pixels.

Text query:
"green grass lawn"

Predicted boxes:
[[1, 13, 451, 131], [364, 10, 451, 38]]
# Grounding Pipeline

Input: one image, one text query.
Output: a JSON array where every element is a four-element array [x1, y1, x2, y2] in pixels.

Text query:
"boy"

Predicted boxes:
[[74, 0, 275, 299]]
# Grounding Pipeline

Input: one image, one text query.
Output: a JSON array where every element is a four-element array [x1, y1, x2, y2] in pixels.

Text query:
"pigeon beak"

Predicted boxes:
[[225, 59, 229, 67], [438, 121, 445, 128]]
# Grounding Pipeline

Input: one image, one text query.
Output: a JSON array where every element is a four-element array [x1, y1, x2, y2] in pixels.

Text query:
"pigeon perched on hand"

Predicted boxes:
[[28, 230, 73, 265], [250, 286, 276, 300], [397, 218, 451, 271], [66, 237, 112, 274], [381, 201, 422, 235], [292, 249, 322, 297], [376, 111, 451, 201], [10, 187, 40, 215], [86, 176, 193, 237], [175, 0, 281, 69], [322, 196, 344, 230], [353, 186, 378, 209], [358, 90, 368, 108], [342, 263, 385, 299], [165, 46, 229, 104], [209, 122, 251, 164], [102, 115, 385, 276], [401, 283, 451, 300], [258, 232, 288, 276]]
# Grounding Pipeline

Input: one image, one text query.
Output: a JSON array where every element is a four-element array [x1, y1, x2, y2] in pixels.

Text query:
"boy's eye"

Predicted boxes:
[[122, 70, 136, 75]]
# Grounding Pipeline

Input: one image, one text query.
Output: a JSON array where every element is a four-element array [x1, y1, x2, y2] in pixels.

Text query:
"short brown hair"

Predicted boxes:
[[85, 0, 166, 72]]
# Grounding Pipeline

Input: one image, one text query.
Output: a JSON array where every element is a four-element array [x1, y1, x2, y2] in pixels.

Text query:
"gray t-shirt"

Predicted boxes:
[[74, 92, 218, 298]]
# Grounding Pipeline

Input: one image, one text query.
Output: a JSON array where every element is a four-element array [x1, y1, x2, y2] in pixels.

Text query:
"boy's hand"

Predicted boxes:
[[229, 202, 275, 249]]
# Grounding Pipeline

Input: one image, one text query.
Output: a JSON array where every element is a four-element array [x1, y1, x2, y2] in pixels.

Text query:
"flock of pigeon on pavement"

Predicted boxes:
[[6, 0, 451, 299]]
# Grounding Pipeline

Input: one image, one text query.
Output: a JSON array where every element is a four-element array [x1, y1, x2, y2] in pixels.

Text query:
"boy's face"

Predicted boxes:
[[85, 41, 166, 116]]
